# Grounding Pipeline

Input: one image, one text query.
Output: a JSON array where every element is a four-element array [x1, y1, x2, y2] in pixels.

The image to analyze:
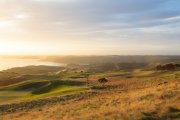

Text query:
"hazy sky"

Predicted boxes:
[[0, 0, 180, 55]]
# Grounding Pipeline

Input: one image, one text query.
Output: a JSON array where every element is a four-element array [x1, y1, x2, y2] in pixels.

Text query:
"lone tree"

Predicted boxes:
[[98, 78, 108, 87]]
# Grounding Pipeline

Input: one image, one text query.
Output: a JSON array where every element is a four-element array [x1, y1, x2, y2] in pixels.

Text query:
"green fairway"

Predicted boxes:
[[0, 79, 88, 104]]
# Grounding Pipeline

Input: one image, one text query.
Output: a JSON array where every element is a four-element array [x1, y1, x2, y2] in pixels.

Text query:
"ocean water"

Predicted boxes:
[[0, 58, 63, 71]]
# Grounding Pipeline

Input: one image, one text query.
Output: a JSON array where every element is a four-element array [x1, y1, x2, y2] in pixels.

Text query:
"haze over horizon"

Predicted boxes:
[[0, 0, 180, 55]]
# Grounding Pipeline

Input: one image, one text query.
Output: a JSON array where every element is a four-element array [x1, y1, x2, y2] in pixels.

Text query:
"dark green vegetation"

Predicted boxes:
[[156, 63, 180, 71]]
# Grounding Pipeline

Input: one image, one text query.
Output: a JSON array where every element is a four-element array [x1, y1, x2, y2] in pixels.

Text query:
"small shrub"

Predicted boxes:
[[98, 78, 108, 87]]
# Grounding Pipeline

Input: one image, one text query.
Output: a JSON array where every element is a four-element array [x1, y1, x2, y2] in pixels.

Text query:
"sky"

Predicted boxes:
[[0, 0, 180, 55]]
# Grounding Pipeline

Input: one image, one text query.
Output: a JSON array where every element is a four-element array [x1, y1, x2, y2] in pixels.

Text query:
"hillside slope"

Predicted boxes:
[[0, 71, 179, 120]]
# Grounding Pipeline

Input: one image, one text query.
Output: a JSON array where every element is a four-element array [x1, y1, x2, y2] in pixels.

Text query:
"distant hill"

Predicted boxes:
[[3, 65, 64, 75], [42, 55, 180, 64]]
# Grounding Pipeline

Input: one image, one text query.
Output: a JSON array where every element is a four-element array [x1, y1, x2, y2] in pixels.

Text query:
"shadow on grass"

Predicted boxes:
[[141, 107, 180, 120], [90, 85, 118, 90], [32, 80, 86, 95]]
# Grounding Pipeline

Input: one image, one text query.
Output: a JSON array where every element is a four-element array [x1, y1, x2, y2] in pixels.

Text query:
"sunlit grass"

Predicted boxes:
[[0, 79, 89, 104]]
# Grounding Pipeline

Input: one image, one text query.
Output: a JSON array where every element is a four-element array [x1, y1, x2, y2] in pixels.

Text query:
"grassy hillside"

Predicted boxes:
[[0, 65, 65, 86], [3, 65, 64, 74], [0, 72, 21, 86], [0, 79, 88, 104], [0, 63, 179, 120], [1, 71, 179, 120]]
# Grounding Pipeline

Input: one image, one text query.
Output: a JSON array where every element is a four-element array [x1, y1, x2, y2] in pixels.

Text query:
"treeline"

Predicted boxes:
[[156, 63, 180, 71]]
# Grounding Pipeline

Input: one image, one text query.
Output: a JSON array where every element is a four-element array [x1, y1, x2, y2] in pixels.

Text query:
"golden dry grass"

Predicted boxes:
[[1, 75, 179, 120]]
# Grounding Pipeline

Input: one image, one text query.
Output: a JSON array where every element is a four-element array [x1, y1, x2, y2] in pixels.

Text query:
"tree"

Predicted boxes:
[[156, 63, 175, 71], [174, 64, 180, 68], [165, 64, 175, 71], [98, 78, 108, 87]]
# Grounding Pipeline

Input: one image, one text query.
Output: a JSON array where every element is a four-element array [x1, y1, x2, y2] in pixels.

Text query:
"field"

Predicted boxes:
[[1, 0, 180, 119], [0, 64, 180, 120]]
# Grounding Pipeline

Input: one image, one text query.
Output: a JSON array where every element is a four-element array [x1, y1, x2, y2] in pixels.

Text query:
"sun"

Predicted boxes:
[[0, 41, 26, 55]]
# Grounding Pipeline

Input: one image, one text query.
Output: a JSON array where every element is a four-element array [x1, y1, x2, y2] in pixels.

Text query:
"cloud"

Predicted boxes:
[[0, 0, 180, 55]]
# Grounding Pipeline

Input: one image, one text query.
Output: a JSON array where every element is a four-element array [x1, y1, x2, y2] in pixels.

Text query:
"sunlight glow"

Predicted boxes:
[[14, 13, 29, 20], [0, 0, 179, 55], [0, 21, 11, 29]]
